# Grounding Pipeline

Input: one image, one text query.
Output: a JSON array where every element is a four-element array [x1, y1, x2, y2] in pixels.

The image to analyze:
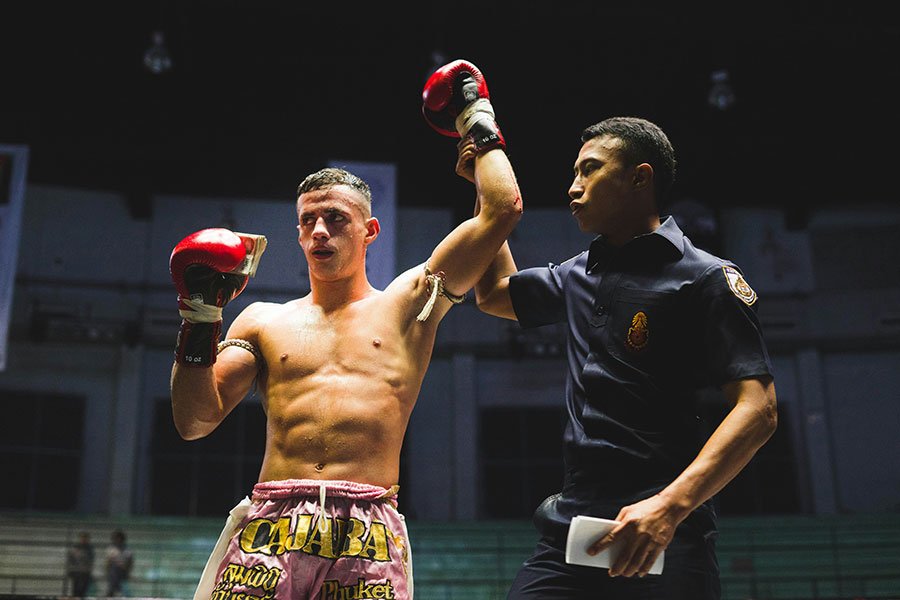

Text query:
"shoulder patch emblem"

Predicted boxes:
[[722, 266, 757, 305], [625, 311, 649, 351]]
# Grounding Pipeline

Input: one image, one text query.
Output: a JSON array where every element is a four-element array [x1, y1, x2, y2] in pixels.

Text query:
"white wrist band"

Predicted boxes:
[[455, 98, 496, 137], [179, 297, 223, 323]]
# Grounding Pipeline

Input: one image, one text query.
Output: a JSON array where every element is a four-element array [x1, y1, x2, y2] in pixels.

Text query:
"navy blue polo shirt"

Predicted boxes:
[[509, 217, 773, 516]]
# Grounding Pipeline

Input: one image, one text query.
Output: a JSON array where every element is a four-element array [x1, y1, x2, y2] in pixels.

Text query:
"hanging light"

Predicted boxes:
[[143, 31, 173, 75], [707, 68, 736, 111], [425, 49, 447, 80]]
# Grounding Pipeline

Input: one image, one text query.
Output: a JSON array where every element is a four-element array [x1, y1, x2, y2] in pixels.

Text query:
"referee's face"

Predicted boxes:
[[568, 135, 635, 238]]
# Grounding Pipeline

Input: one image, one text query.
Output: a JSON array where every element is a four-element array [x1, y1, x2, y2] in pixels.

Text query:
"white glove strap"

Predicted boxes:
[[455, 98, 496, 137], [179, 297, 224, 324]]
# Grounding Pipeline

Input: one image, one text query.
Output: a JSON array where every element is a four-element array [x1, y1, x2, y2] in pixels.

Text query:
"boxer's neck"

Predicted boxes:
[[309, 269, 374, 311]]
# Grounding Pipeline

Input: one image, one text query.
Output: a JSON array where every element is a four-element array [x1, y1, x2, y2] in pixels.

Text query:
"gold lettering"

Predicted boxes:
[[239, 519, 270, 554], [320, 580, 339, 600], [302, 515, 336, 558], [221, 564, 237, 581], [340, 517, 367, 557], [332, 518, 348, 555], [290, 514, 313, 550], [359, 523, 391, 561], [238, 517, 293, 556], [235, 514, 394, 562], [318, 578, 394, 600], [265, 566, 282, 591], [216, 563, 282, 592], [266, 517, 293, 556], [236, 566, 257, 586]]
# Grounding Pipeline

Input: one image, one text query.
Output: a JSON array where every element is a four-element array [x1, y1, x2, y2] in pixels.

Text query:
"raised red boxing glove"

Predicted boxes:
[[170, 228, 250, 367], [422, 59, 506, 152]]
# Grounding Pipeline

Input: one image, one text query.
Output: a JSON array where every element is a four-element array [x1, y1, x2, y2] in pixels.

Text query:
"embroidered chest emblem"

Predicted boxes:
[[723, 265, 757, 305], [625, 311, 650, 351]]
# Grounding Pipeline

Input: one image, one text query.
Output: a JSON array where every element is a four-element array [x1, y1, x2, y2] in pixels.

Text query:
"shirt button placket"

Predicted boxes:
[[589, 303, 608, 327]]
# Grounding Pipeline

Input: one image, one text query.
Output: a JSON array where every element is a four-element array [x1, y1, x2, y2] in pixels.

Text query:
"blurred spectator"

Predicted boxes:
[[65, 531, 94, 598], [104, 529, 133, 597]]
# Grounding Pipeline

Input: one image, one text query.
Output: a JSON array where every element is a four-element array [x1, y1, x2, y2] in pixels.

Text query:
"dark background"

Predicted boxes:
[[2, 2, 897, 221]]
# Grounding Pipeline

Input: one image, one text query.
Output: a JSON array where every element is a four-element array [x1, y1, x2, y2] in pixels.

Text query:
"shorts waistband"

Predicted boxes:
[[251, 479, 399, 502]]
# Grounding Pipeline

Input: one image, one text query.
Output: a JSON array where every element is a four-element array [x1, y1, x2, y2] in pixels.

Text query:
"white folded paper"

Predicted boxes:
[[565, 515, 665, 575]]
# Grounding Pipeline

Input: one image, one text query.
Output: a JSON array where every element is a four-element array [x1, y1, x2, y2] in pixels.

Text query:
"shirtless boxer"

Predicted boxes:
[[169, 60, 521, 600]]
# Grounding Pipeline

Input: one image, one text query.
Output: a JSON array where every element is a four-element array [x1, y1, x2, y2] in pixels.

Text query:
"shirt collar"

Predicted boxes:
[[585, 216, 685, 274], [586, 236, 611, 274], [650, 215, 686, 255]]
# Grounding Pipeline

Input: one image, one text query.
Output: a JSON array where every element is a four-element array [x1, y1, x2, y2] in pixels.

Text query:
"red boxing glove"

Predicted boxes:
[[422, 59, 506, 152], [169, 228, 250, 367]]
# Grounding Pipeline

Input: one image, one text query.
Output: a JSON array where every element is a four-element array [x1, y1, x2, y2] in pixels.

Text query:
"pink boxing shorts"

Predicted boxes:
[[195, 479, 413, 600]]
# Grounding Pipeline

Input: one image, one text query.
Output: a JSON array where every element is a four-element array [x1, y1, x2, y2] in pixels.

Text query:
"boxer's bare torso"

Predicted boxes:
[[171, 150, 521, 495], [224, 267, 440, 488]]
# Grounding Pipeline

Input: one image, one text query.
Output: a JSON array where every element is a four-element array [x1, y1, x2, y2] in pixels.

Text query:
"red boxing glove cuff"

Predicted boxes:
[[175, 320, 220, 367]]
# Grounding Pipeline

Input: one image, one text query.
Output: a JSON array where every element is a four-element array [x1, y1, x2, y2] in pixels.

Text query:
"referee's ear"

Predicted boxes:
[[632, 162, 654, 191]]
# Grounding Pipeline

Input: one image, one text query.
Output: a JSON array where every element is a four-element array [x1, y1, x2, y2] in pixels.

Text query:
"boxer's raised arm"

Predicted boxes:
[[421, 60, 522, 300], [454, 138, 520, 320], [473, 242, 518, 320], [168, 229, 265, 439]]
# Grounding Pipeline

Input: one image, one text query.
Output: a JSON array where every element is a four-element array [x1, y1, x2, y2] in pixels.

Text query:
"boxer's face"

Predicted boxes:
[[297, 185, 379, 281], [568, 135, 636, 235]]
